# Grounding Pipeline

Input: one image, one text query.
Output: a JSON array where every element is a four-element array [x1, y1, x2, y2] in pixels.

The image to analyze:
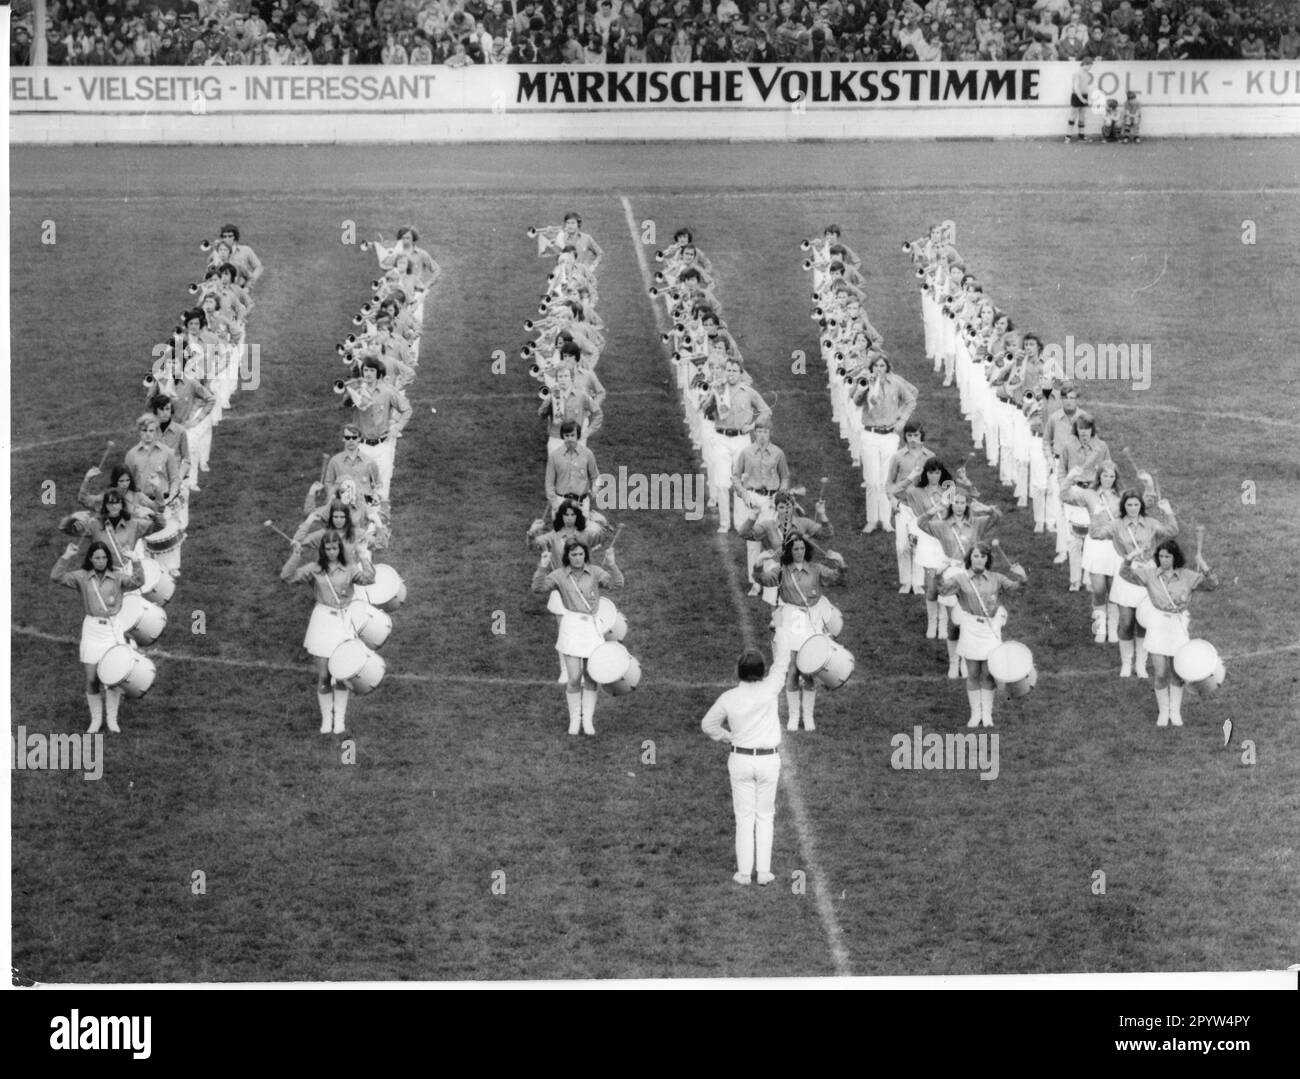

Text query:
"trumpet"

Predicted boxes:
[[142, 372, 157, 389], [520, 344, 536, 360], [199, 238, 213, 252], [529, 362, 543, 378], [187, 282, 201, 294], [538, 386, 552, 401], [802, 258, 814, 271], [915, 266, 927, 280], [359, 233, 385, 252]]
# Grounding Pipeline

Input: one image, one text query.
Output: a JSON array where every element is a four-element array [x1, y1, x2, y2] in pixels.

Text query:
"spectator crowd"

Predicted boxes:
[[11, 0, 1300, 66]]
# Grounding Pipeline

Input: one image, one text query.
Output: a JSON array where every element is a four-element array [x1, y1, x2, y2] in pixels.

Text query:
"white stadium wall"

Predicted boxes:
[[9, 62, 1300, 143]]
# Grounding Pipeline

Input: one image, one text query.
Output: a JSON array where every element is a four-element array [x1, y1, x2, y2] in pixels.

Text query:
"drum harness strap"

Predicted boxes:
[[789, 570, 823, 635], [567, 571, 597, 620], [321, 569, 348, 612], [89, 574, 127, 644]]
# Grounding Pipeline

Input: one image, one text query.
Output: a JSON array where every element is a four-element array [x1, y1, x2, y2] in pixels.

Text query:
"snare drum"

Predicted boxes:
[[987, 641, 1037, 698], [144, 521, 186, 555], [138, 558, 175, 605], [348, 600, 393, 650], [1174, 639, 1225, 696], [358, 564, 405, 613], [587, 641, 642, 696], [96, 644, 157, 698], [118, 593, 167, 646], [596, 597, 628, 642], [795, 635, 854, 690], [328, 639, 386, 695]]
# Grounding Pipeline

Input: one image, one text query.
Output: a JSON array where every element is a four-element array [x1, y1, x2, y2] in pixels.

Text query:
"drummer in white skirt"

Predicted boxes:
[[899, 458, 954, 635], [1062, 461, 1124, 644], [752, 534, 846, 732], [886, 421, 936, 594], [1128, 539, 1218, 727], [531, 539, 624, 736], [1091, 486, 1178, 677], [937, 542, 1027, 728], [282, 531, 377, 735], [51, 540, 143, 734]]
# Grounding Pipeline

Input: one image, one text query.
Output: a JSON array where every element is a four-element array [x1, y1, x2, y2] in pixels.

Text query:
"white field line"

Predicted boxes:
[[13, 624, 1299, 688], [621, 194, 853, 979]]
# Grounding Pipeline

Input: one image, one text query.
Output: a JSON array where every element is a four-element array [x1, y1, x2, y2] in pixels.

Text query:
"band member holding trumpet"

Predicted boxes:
[[559, 211, 603, 271], [51, 540, 143, 734], [531, 539, 624, 736], [538, 363, 603, 457], [731, 419, 789, 596], [752, 534, 846, 732], [1091, 481, 1178, 678], [937, 542, 1027, 728], [700, 359, 772, 534], [346, 357, 412, 506], [886, 421, 937, 594], [282, 531, 376, 735], [216, 223, 263, 288], [852, 354, 918, 534], [1128, 538, 1218, 727]]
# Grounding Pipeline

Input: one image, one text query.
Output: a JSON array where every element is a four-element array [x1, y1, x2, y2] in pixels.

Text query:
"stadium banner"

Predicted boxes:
[[10, 62, 1299, 143]]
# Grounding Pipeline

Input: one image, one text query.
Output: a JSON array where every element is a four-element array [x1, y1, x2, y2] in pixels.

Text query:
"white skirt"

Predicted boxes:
[[1109, 573, 1148, 609], [914, 531, 946, 571], [955, 611, 1004, 661], [774, 604, 818, 653], [80, 615, 123, 664], [304, 604, 355, 659], [1143, 608, 1191, 657], [1082, 535, 1122, 577], [556, 610, 604, 658]]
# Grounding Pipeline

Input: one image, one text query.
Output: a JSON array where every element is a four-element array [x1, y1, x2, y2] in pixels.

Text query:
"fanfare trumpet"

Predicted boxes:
[[199, 238, 213, 252]]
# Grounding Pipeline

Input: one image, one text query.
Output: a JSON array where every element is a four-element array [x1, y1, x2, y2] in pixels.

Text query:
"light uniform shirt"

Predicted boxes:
[[754, 559, 844, 607], [855, 374, 918, 429], [1094, 513, 1177, 561], [1059, 436, 1113, 486], [1128, 564, 1217, 613], [939, 569, 1022, 619], [545, 444, 600, 501], [733, 443, 789, 492], [706, 383, 771, 431], [286, 561, 375, 608], [324, 450, 381, 502], [701, 652, 793, 750], [52, 555, 141, 617], [124, 441, 180, 501], [353, 382, 412, 440], [545, 390, 603, 440], [534, 562, 624, 610], [919, 512, 996, 562], [887, 445, 936, 495]]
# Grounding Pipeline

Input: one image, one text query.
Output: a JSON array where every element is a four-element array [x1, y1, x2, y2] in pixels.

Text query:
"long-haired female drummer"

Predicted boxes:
[[1127, 539, 1217, 727], [886, 420, 936, 594], [531, 539, 624, 736], [51, 539, 143, 733], [281, 530, 377, 735], [937, 542, 1027, 728], [78, 464, 161, 519], [65, 488, 161, 573], [1057, 413, 1113, 591], [917, 485, 1002, 677], [1063, 460, 1124, 644], [282, 500, 370, 579], [528, 499, 612, 681], [752, 534, 846, 732], [1091, 486, 1178, 677], [900, 458, 954, 635]]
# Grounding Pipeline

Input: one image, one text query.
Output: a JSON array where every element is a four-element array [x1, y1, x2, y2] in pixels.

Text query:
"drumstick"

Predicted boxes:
[[264, 520, 296, 545], [606, 524, 626, 552], [989, 538, 1015, 570], [1195, 525, 1205, 564], [818, 476, 829, 502], [318, 452, 330, 488], [96, 440, 116, 472]]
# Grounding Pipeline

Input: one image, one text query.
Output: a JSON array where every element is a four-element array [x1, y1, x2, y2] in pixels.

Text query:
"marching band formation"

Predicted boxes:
[[273, 226, 438, 734], [903, 220, 1223, 727], [524, 213, 637, 737], [51, 224, 264, 734]]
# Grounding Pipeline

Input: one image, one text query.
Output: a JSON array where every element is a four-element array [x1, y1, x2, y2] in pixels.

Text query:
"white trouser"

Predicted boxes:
[[359, 437, 397, 502], [859, 428, 899, 526], [728, 751, 780, 877]]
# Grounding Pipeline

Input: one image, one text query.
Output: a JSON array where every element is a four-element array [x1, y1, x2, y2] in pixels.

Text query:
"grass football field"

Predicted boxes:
[[8, 140, 1300, 982]]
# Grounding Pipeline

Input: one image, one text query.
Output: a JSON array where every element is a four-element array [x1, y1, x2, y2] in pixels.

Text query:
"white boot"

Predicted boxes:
[[86, 692, 105, 735], [746, 541, 762, 595], [104, 688, 123, 734], [980, 688, 996, 728], [566, 690, 582, 735], [801, 689, 816, 732], [937, 604, 949, 639], [925, 599, 939, 639], [317, 691, 333, 734], [966, 688, 982, 727], [1091, 607, 1107, 644], [1136, 639, 1149, 679], [581, 688, 598, 735], [1168, 684, 1184, 726], [947, 640, 961, 679], [1106, 602, 1120, 643], [786, 691, 801, 731], [1155, 686, 1169, 726], [1031, 490, 1046, 532], [1118, 639, 1134, 677], [332, 687, 349, 734]]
